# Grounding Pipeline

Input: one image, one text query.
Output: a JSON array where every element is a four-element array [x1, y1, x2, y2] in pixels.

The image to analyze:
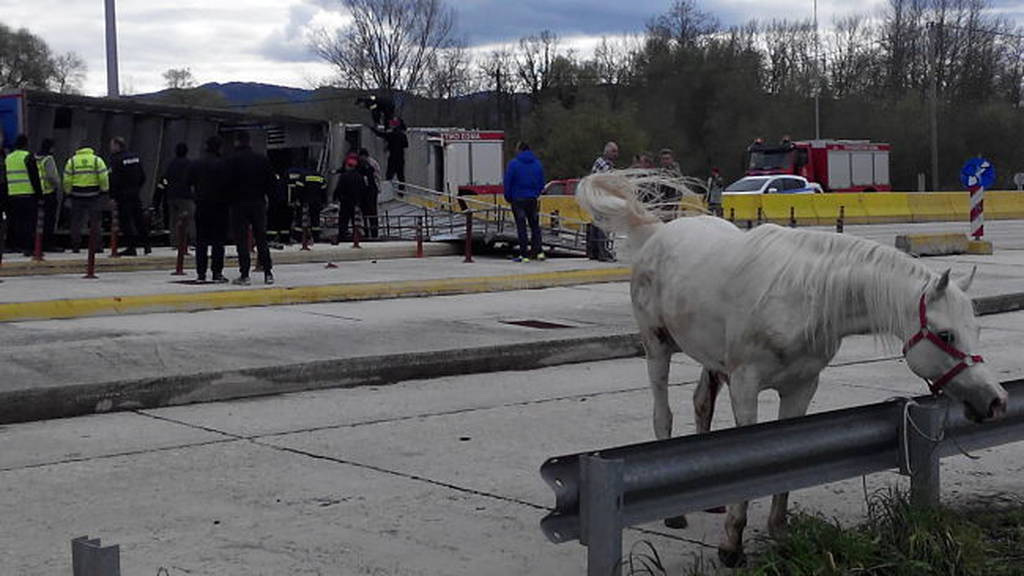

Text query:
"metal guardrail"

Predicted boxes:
[[540, 378, 1024, 576]]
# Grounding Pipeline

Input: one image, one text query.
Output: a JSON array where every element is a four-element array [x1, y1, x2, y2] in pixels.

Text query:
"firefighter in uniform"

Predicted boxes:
[[63, 143, 110, 253], [5, 135, 44, 256], [302, 163, 326, 242]]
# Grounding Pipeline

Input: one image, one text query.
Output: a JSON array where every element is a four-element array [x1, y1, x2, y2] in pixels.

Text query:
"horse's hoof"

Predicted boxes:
[[663, 515, 688, 529], [718, 547, 746, 568], [704, 506, 727, 514]]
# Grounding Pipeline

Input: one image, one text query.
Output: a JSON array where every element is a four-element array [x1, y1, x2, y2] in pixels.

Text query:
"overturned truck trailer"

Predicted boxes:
[[0, 89, 329, 208]]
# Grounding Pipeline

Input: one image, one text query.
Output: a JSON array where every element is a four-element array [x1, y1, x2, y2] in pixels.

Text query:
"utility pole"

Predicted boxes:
[[929, 22, 939, 191], [814, 0, 821, 140], [105, 0, 120, 97]]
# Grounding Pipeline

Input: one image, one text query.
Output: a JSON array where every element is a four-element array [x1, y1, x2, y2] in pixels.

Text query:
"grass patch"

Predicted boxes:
[[627, 489, 1024, 575]]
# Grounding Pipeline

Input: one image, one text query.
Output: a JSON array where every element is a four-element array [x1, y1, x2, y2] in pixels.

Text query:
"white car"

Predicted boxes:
[[723, 175, 823, 195]]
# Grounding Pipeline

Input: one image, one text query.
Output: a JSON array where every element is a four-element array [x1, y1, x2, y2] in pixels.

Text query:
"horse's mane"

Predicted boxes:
[[735, 224, 936, 347]]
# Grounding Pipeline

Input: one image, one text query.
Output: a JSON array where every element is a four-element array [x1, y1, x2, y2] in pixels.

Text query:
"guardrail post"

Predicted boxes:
[[172, 215, 187, 276], [789, 206, 797, 228], [83, 219, 99, 279], [72, 536, 121, 576], [837, 206, 845, 234], [109, 200, 120, 258], [729, 207, 735, 223], [416, 216, 424, 258], [899, 401, 943, 508], [464, 210, 474, 263], [756, 207, 764, 226], [33, 201, 45, 261], [580, 455, 624, 576]]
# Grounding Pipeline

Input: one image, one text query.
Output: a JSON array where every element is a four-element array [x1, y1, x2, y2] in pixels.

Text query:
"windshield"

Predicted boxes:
[[749, 150, 795, 171], [725, 177, 770, 192]]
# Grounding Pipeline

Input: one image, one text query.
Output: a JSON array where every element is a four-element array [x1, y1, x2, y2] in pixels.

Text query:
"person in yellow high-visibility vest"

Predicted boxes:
[[62, 142, 110, 253], [5, 134, 44, 256], [36, 138, 62, 252]]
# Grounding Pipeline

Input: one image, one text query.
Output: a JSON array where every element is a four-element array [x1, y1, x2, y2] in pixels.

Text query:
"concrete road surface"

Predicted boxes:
[[3, 309, 1024, 575]]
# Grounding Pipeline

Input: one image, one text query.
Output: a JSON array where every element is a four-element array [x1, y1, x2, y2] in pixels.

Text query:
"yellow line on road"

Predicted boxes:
[[0, 267, 632, 322]]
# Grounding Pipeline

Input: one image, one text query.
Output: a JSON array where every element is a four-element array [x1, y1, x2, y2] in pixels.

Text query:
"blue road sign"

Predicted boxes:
[[961, 157, 996, 189]]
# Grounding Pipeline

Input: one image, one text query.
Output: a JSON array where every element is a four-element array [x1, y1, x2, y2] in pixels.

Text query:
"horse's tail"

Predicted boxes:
[[576, 171, 670, 250]]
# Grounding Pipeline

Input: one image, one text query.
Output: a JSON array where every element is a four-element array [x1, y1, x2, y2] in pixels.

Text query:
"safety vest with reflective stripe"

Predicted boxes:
[[36, 154, 57, 195], [5, 149, 35, 196], [63, 147, 110, 197]]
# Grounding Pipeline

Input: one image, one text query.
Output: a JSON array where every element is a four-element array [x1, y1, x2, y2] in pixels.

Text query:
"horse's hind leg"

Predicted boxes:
[[719, 366, 760, 568], [642, 331, 674, 441], [768, 377, 819, 539], [694, 369, 724, 434]]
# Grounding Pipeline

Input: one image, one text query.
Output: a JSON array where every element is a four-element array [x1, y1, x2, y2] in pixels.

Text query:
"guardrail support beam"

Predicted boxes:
[[580, 455, 624, 576], [900, 402, 943, 508], [72, 536, 121, 576]]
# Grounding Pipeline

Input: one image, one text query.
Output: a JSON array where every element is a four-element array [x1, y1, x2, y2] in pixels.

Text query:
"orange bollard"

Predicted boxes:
[[415, 216, 424, 258], [463, 210, 473, 263], [83, 219, 99, 279], [109, 200, 120, 258], [300, 204, 311, 251], [171, 215, 186, 276], [32, 202, 45, 262]]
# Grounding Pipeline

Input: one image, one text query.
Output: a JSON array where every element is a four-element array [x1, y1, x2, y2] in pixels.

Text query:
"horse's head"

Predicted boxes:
[[903, 268, 1008, 423]]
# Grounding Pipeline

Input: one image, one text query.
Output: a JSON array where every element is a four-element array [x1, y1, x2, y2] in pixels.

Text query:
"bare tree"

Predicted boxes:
[[0, 24, 55, 89], [162, 67, 196, 90], [824, 15, 879, 98], [477, 47, 517, 125], [423, 40, 472, 100], [51, 51, 87, 94], [648, 0, 719, 47], [592, 36, 641, 87], [515, 30, 560, 102], [313, 0, 455, 96]]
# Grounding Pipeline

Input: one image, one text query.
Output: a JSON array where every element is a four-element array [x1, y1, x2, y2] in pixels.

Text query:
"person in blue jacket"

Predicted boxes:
[[503, 142, 546, 262]]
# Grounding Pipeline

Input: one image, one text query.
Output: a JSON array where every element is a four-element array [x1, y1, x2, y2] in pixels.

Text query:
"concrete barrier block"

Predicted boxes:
[[967, 240, 994, 255], [895, 233, 969, 256]]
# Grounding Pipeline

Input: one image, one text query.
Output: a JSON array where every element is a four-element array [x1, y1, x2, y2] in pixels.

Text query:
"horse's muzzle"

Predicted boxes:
[[966, 396, 1008, 423]]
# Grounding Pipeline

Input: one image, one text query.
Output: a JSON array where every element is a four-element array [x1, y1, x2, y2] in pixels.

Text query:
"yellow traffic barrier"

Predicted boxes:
[[722, 195, 762, 223], [761, 195, 819, 225], [906, 193, 954, 222], [814, 194, 868, 225], [861, 193, 913, 224], [985, 191, 1024, 220]]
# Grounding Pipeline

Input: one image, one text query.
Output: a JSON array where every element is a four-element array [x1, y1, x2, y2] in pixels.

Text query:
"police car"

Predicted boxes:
[[723, 175, 823, 195]]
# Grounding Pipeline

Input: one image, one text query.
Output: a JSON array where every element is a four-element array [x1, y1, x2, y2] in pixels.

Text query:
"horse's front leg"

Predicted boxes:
[[719, 366, 760, 568], [767, 377, 819, 539]]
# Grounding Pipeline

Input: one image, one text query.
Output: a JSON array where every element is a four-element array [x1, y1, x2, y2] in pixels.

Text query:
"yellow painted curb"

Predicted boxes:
[[967, 240, 994, 255], [0, 267, 632, 323], [895, 233, 969, 256]]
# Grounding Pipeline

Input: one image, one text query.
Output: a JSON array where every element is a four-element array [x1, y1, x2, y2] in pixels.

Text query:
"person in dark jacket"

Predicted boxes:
[[155, 142, 194, 247], [332, 153, 367, 242], [503, 142, 546, 262], [356, 148, 380, 238], [188, 136, 230, 283], [225, 131, 275, 285], [371, 117, 408, 189], [355, 94, 395, 128], [108, 137, 149, 255], [301, 159, 327, 242]]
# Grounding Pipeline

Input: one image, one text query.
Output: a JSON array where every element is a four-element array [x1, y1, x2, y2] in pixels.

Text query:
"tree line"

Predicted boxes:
[[313, 0, 1024, 189], [0, 23, 86, 94]]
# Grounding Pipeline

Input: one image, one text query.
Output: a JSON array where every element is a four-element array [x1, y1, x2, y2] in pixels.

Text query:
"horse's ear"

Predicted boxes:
[[956, 266, 977, 292], [932, 268, 951, 295]]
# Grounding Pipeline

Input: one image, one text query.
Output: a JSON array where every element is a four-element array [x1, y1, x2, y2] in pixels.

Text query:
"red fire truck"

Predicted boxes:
[[746, 139, 891, 192]]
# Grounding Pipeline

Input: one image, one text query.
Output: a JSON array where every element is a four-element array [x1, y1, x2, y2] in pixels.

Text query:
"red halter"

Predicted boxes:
[[902, 292, 984, 395]]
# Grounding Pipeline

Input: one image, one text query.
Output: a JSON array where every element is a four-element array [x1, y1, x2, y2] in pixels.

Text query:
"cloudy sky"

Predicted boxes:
[[7, 0, 1024, 96]]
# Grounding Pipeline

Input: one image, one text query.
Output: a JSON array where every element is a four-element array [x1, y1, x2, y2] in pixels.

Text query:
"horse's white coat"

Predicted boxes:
[[576, 172, 1008, 564]]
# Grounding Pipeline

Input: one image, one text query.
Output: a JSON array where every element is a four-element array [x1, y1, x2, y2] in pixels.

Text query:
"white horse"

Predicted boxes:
[[576, 172, 1008, 566]]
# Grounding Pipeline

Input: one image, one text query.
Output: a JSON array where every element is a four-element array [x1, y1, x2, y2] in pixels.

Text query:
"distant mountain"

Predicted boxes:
[[134, 82, 315, 107]]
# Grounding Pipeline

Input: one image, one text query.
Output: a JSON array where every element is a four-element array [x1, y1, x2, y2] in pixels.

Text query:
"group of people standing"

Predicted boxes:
[[0, 131, 279, 285]]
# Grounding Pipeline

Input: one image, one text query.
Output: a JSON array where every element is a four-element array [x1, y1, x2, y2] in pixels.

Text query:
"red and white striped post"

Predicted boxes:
[[969, 186, 985, 240]]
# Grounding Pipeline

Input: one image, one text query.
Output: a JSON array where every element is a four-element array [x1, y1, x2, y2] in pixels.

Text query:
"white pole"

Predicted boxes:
[[814, 0, 820, 140], [105, 0, 120, 97]]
